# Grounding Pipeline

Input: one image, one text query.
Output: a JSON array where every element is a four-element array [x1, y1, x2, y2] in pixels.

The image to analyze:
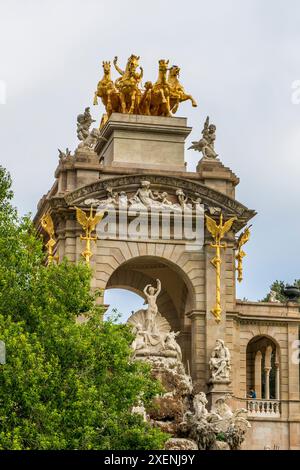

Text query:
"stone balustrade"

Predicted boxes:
[[247, 399, 281, 418]]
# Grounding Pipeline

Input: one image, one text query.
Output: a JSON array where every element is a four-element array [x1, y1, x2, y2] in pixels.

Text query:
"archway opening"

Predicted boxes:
[[104, 255, 194, 369], [104, 288, 145, 323], [246, 336, 280, 400]]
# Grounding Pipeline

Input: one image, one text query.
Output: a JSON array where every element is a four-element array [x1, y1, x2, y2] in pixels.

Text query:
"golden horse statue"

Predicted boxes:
[[168, 65, 197, 114], [113, 55, 143, 114], [150, 59, 171, 117], [139, 81, 153, 116], [93, 55, 198, 120], [93, 61, 120, 117]]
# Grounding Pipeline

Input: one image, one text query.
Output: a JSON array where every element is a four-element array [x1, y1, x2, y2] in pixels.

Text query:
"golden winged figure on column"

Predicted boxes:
[[205, 213, 236, 323], [75, 206, 104, 264], [40, 213, 59, 265], [235, 225, 251, 283]]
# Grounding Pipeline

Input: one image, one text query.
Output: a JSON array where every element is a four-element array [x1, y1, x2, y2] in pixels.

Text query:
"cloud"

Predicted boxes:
[[0, 0, 299, 302]]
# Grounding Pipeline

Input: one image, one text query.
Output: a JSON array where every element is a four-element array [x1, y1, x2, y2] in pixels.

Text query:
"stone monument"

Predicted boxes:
[[34, 53, 300, 449], [128, 280, 250, 450]]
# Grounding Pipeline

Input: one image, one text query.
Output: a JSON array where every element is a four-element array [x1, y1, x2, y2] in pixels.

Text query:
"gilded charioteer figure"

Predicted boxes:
[[113, 55, 143, 114]]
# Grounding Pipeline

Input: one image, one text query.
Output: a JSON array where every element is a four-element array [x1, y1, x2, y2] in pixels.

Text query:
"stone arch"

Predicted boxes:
[[95, 240, 202, 310], [246, 335, 280, 400], [103, 252, 197, 368]]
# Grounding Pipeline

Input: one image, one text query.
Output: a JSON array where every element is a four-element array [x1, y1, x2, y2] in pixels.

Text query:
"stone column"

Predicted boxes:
[[204, 239, 233, 408], [187, 310, 206, 390], [275, 362, 280, 400], [264, 345, 273, 400], [254, 350, 262, 399], [264, 367, 271, 400]]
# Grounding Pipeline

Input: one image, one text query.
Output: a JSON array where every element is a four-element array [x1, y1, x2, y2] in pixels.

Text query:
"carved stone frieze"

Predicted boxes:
[[61, 174, 255, 227]]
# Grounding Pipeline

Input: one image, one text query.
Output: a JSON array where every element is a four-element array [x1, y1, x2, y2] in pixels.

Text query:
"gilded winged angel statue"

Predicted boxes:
[[40, 213, 58, 264], [75, 207, 103, 236], [40, 213, 55, 238], [205, 214, 236, 247], [205, 213, 236, 322], [75, 206, 104, 263], [235, 225, 252, 283]]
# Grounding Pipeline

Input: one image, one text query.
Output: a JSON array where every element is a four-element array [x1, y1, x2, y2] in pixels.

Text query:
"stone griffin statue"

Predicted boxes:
[[209, 339, 231, 382], [188, 116, 218, 159]]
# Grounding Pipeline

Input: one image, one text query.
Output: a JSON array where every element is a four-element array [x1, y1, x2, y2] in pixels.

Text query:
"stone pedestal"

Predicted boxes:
[[206, 380, 232, 409], [95, 113, 191, 172], [196, 157, 239, 198]]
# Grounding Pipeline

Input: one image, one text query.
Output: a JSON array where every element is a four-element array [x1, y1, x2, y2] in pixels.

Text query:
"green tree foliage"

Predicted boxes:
[[0, 166, 167, 450]]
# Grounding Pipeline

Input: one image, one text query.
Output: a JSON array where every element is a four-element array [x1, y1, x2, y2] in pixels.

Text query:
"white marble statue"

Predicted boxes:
[[143, 279, 161, 332], [119, 191, 128, 207], [164, 331, 182, 362], [176, 189, 192, 210], [77, 107, 95, 141], [130, 180, 161, 208], [212, 396, 233, 420], [209, 339, 231, 382], [269, 290, 280, 303], [80, 181, 188, 214], [78, 128, 100, 150], [128, 280, 185, 363], [131, 323, 149, 358], [193, 392, 209, 421]]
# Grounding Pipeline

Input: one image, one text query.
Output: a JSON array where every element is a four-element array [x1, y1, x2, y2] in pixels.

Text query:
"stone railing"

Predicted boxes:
[[247, 399, 281, 418]]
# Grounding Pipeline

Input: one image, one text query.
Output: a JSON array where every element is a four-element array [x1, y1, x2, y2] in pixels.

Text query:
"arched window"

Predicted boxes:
[[246, 336, 280, 400]]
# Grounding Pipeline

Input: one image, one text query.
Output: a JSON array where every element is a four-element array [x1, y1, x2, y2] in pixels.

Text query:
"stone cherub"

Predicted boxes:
[[209, 339, 231, 382], [188, 116, 218, 159]]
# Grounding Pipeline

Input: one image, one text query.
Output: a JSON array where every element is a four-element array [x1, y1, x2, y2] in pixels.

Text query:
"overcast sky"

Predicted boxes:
[[0, 0, 299, 318]]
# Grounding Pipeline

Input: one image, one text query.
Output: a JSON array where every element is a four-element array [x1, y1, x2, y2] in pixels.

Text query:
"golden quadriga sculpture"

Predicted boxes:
[[93, 55, 197, 125]]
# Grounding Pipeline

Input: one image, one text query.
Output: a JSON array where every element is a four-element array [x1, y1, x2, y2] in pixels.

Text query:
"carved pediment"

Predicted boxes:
[[38, 174, 255, 233], [60, 174, 255, 230]]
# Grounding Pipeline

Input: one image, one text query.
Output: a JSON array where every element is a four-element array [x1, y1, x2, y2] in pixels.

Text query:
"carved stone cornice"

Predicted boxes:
[[227, 313, 300, 327]]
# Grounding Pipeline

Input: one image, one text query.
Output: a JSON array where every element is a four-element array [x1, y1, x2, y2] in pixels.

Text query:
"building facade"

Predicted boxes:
[[35, 113, 300, 450]]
